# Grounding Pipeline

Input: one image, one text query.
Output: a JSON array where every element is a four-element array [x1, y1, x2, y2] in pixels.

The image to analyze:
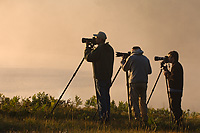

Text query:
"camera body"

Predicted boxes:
[[154, 56, 169, 63], [116, 52, 131, 58]]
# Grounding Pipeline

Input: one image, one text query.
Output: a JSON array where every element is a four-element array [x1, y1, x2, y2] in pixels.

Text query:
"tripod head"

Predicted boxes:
[[160, 61, 168, 71]]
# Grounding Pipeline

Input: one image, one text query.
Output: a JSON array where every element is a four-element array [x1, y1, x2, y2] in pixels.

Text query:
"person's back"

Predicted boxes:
[[168, 61, 183, 91], [121, 48, 152, 84], [128, 54, 151, 84], [90, 43, 114, 80]]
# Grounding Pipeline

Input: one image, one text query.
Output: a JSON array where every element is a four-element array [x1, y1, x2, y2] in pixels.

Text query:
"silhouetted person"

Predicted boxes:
[[84, 31, 114, 122], [164, 51, 183, 125], [121, 46, 152, 122]]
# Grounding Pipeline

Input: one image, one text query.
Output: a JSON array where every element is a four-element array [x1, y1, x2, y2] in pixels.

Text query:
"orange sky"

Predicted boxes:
[[0, 0, 200, 112]]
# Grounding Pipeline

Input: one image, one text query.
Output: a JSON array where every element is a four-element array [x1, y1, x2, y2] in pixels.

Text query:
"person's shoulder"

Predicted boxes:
[[129, 54, 137, 60], [177, 62, 183, 69], [178, 61, 182, 65], [174, 61, 182, 66], [173, 62, 183, 69], [106, 42, 113, 48], [141, 55, 150, 60], [105, 42, 114, 51]]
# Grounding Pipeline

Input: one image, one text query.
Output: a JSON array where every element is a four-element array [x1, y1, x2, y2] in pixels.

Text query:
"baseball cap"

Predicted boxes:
[[93, 31, 107, 40]]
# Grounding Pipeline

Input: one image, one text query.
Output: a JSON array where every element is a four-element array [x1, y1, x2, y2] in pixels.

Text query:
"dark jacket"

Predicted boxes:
[[84, 43, 114, 80], [167, 62, 183, 90]]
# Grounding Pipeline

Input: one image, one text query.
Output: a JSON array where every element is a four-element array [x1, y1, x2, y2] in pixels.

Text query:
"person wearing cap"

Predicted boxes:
[[121, 46, 152, 123], [84, 31, 114, 122]]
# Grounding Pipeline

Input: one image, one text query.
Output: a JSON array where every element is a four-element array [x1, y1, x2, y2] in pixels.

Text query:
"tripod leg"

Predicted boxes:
[[126, 72, 132, 121], [110, 66, 122, 86], [50, 57, 85, 114], [165, 76, 174, 123], [146, 69, 163, 105]]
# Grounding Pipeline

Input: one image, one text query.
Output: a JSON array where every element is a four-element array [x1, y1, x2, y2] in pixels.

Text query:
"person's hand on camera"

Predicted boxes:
[[121, 56, 126, 64], [121, 56, 124, 61], [122, 55, 127, 60], [121, 57, 124, 61], [86, 40, 90, 48]]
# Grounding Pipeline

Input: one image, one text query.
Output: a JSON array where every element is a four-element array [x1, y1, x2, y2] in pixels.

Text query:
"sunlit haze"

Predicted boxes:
[[0, 0, 200, 112]]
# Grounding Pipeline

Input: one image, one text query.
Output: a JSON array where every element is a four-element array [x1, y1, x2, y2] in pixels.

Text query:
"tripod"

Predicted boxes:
[[126, 71, 132, 122], [146, 68, 163, 105], [50, 56, 123, 117], [50, 58, 84, 114], [146, 62, 173, 121], [92, 68, 132, 122]]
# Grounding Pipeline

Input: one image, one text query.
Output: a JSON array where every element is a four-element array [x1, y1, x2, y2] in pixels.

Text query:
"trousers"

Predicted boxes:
[[169, 91, 183, 122], [94, 79, 111, 119], [130, 83, 148, 121]]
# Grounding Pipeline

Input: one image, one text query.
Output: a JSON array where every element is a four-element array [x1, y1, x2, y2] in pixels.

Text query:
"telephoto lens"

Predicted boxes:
[[82, 37, 96, 44], [154, 56, 169, 63]]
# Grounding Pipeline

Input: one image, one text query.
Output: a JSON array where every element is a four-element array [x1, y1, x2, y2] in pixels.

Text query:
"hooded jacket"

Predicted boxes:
[[121, 49, 152, 84]]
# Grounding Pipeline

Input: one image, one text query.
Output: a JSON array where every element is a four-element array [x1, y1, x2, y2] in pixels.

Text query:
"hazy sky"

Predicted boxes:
[[0, 0, 200, 112]]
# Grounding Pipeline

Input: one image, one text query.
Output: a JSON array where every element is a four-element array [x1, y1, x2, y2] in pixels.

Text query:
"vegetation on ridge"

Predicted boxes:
[[0, 92, 199, 132]]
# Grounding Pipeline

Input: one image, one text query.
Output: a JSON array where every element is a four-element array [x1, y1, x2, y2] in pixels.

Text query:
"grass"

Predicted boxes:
[[1, 109, 200, 132], [0, 92, 200, 132]]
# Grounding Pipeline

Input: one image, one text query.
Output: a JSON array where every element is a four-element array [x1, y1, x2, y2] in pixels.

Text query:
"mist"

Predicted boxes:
[[0, 0, 200, 112]]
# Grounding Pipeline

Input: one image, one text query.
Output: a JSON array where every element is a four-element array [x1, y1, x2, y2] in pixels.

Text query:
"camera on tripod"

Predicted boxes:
[[154, 56, 169, 70], [154, 56, 169, 63], [116, 52, 131, 59], [82, 37, 96, 48]]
